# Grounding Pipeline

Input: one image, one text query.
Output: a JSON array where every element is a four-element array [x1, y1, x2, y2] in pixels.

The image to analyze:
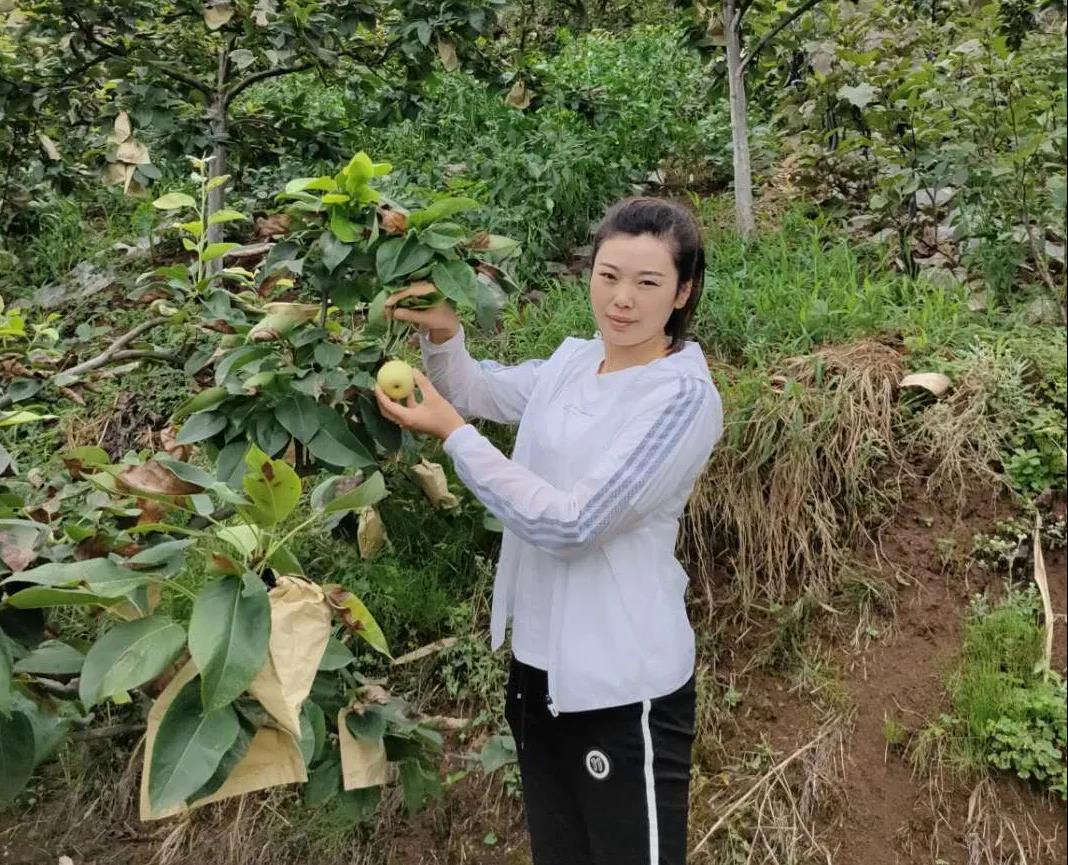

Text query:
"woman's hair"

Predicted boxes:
[[590, 196, 706, 353]]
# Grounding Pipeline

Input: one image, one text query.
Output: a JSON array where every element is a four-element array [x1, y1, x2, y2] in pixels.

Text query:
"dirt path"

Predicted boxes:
[[831, 495, 1068, 865]]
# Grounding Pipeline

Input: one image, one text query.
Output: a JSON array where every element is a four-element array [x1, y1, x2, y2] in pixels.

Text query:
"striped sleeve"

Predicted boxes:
[[420, 326, 546, 425], [442, 376, 722, 560]]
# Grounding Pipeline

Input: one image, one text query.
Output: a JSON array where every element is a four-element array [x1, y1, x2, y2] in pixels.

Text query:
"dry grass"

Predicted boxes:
[[688, 713, 851, 864], [684, 340, 904, 610], [900, 343, 1021, 506], [1, 729, 524, 865]]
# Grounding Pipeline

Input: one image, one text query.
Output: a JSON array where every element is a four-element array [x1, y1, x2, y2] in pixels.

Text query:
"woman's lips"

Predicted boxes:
[[607, 315, 635, 329]]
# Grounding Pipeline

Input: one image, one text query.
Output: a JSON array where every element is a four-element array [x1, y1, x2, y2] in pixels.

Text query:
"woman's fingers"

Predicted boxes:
[[412, 368, 439, 399], [374, 386, 408, 426], [384, 281, 437, 308]]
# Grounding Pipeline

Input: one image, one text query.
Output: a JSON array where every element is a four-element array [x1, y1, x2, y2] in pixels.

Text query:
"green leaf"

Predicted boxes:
[[10, 691, 68, 765], [431, 260, 478, 306], [398, 758, 442, 814], [307, 407, 374, 469], [189, 573, 270, 711], [479, 734, 517, 774], [216, 440, 249, 489], [148, 676, 240, 813], [6, 558, 150, 599], [172, 386, 228, 421], [343, 151, 375, 193], [79, 615, 186, 709], [420, 222, 467, 250], [153, 457, 216, 491], [317, 637, 354, 671], [205, 175, 231, 192], [346, 705, 387, 741], [304, 751, 341, 805], [364, 289, 389, 337], [0, 410, 57, 428], [2, 586, 119, 609], [178, 220, 204, 238], [320, 231, 353, 273], [215, 524, 263, 559], [284, 176, 337, 195], [0, 631, 13, 716], [298, 703, 321, 766], [202, 243, 240, 263], [0, 711, 34, 803], [357, 393, 401, 452], [329, 210, 359, 243], [153, 192, 197, 210], [409, 197, 480, 230], [327, 586, 390, 657], [188, 707, 257, 802], [250, 412, 287, 457], [12, 640, 85, 676], [176, 411, 228, 445], [267, 543, 303, 577], [375, 234, 435, 285], [321, 471, 386, 514], [208, 209, 248, 226], [274, 394, 320, 445], [239, 445, 300, 527]]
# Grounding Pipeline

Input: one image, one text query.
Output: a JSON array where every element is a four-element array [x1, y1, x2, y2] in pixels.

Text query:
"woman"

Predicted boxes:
[[375, 197, 723, 865]]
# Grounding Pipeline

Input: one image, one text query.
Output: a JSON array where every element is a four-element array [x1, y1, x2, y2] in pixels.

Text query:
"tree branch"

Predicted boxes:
[[740, 0, 827, 73], [52, 316, 171, 384], [71, 723, 146, 742], [143, 59, 214, 96], [224, 62, 316, 107]]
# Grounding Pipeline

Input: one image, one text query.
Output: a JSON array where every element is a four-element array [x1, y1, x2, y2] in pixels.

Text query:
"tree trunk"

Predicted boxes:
[[724, 0, 755, 238], [206, 45, 230, 274]]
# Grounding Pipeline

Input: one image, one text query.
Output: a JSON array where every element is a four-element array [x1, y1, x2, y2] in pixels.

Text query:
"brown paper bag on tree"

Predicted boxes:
[[248, 576, 333, 737], [410, 459, 459, 509], [338, 706, 389, 790], [139, 662, 306, 821], [139, 575, 332, 820]]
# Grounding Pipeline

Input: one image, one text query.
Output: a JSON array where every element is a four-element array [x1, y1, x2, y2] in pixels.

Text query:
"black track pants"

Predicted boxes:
[[504, 657, 696, 865]]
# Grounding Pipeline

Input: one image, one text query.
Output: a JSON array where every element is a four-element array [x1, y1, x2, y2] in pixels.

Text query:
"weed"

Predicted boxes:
[[913, 587, 1067, 800]]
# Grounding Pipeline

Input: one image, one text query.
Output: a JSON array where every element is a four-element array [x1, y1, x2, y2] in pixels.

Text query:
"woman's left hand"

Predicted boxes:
[[374, 368, 466, 441]]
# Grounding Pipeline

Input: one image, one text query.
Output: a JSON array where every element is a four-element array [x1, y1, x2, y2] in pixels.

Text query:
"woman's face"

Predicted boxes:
[[589, 233, 690, 350]]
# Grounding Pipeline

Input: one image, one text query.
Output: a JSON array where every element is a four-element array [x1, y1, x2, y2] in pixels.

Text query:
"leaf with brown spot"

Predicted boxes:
[[159, 426, 192, 462], [118, 461, 204, 497], [378, 207, 408, 235], [209, 553, 242, 576], [137, 499, 175, 525], [0, 521, 44, 572]]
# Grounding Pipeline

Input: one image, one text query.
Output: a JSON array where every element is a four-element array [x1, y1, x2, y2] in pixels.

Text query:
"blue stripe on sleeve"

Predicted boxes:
[[456, 376, 707, 550]]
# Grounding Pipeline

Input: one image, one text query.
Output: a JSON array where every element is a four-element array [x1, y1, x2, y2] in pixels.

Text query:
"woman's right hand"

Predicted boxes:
[[384, 281, 461, 345]]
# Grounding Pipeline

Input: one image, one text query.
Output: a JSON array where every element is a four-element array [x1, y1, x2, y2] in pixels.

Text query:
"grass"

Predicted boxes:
[[909, 588, 1067, 800]]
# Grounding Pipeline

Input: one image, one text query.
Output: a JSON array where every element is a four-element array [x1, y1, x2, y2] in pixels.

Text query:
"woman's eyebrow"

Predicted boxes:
[[598, 261, 665, 277]]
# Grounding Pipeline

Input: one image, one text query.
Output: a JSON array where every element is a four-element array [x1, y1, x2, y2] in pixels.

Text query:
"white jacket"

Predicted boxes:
[[422, 327, 723, 712]]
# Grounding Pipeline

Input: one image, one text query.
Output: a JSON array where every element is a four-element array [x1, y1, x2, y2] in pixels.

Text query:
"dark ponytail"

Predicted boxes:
[[591, 197, 706, 353]]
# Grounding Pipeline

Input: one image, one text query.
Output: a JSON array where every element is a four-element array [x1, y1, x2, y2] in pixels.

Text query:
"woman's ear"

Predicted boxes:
[[675, 281, 692, 309]]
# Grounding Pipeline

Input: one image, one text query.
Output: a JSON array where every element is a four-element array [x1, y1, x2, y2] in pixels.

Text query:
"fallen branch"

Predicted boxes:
[[392, 636, 459, 666], [52, 316, 171, 386], [71, 723, 147, 742], [34, 677, 80, 698]]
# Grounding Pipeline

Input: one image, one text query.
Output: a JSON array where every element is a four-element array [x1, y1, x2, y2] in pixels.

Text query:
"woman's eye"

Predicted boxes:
[[599, 272, 616, 280]]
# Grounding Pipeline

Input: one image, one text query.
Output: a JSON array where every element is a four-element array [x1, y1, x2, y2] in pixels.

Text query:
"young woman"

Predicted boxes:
[[375, 197, 723, 865]]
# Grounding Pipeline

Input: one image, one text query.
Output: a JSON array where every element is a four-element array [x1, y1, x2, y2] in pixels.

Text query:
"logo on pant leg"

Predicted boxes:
[[584, 749, 611, 780]]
